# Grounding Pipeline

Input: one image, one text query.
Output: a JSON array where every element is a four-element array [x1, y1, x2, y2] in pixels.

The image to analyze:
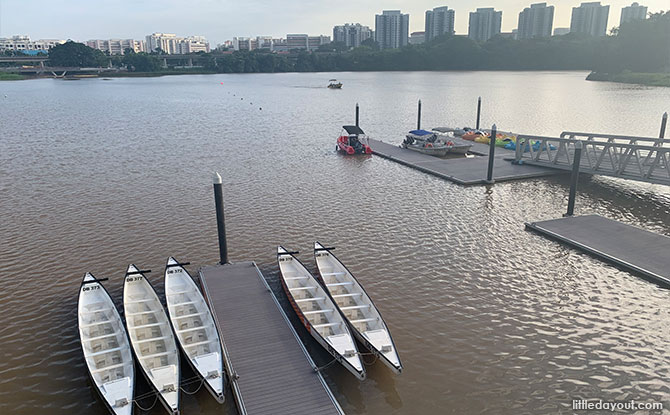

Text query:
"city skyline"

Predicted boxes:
[[1, 0, 667, 44]]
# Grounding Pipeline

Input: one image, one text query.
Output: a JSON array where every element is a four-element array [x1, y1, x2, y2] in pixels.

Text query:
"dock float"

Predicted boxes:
[[368, 138, 559, 185], [199, 262, 344, 415], [526, 215, 670, 287]]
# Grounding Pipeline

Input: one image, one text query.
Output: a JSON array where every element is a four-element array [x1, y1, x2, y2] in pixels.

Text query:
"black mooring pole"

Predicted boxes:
[[213, 172, 228, 264], [417, 99, 422, 130], [660, 112, 667, 139], [476, 97, 482, 130], [565, 141, 583, 217], [355, 103, 360, 128], [485, 124, 497, 184]]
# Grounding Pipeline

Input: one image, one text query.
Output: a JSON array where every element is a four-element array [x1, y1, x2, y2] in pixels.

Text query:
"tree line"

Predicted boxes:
[[46, 11, 668, 74]]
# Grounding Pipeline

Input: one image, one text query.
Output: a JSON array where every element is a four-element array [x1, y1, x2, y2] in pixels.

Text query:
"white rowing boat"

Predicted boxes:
[[314, 242, 402, 374], [78, 273, 135, 415], [164, 257, 225, 404], [123, 265, 180, 415], [277, 246, 365, 380]]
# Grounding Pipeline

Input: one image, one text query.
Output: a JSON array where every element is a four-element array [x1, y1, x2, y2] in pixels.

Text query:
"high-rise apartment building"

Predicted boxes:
[[375, 10, 409, 49], [333, 23, 373, 48], [468, 8, 502, 42], [569, 2, 610, 37], [620, 2, 648, 25], [517, 3, 555, 39], [425, 6, 455, 42], [145, 33, 210, 54]]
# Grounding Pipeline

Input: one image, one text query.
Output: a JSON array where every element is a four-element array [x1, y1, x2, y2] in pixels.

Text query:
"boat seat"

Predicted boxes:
[[91, 363, 127, 374], [326, 282, 353, 287], [170, 300, 196, 307], [88, 346, 123, 357], [141, 351, 171, 359], [350, 318, 378, 324], [295, 297, 325, 303], [321, 272, 345, 277], [126, 299, 156, 304], [125, 310, 155, 317], [313, 322, 342, 329], [80, 319, 112, 328], [303, 309, 333, 315], [183, 340, 213, 348], [86, 332, 118, 342], [173, 311, 205, 319], [132, 322, 163, 329], [289, 286, 316, 292], [167, 290, 195, 296], [339, 305, 370, 311], [81, 308, 113, 314], [331, 293, 362, 299], [135, 336, 169, 344], [284, 276, 309, 281], [178, 325, 206, 334]]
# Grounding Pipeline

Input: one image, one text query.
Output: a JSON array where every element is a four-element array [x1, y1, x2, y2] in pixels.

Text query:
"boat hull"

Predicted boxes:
[[402, 143, 450, 157], [278, 272, 365, 380]]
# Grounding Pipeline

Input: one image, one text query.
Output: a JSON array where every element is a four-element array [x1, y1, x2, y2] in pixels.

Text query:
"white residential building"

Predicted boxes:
[[85, 39, 145, 55], [570, 2, 610, 37], [517, 3, 555, 39], [425, 6, 455, 42], [145, 33, 210, 54], [620, 2, 647, 25], [409, 32, 426, 45], [0, 35, 66, 53], [468, 8, 502, 42], [375, 10, 410, 49], [333, 23, 373, 48]]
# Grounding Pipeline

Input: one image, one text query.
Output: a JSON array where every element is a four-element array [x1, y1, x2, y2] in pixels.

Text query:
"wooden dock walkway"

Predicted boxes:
[[199, 262, 344, 415], [367, 138, 560, 185], [526, 215, 670, 287]]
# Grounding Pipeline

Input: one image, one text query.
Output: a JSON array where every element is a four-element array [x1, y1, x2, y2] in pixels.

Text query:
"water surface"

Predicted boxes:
[[1, 71, 669, 414]]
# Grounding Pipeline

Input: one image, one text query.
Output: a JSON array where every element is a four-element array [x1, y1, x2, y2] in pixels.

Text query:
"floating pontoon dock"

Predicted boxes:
[[367, 138, 559, 185], [526, 215, 670, 287], [199, 262, 344, 415]]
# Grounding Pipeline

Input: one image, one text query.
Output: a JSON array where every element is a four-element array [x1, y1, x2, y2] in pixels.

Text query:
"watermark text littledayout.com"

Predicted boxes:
[[573, 399, 663, 412]]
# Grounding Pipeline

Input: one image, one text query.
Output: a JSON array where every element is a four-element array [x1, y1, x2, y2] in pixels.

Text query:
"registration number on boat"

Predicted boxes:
[[126, 276, 143, 282]]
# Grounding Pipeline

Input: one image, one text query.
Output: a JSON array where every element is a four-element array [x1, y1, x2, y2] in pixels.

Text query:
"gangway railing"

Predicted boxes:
[[514, 133, 670, 186]]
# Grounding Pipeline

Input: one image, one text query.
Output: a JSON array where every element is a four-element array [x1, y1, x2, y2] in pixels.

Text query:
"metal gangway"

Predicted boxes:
[[513, 131, 670, 186]]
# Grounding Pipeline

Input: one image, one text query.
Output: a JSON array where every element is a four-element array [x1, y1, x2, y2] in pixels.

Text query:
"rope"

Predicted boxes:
[[314, 357, 339, 372], [360, 352, 378, 366], [181, 377, 206, 395], [133, 395, 158, 412]]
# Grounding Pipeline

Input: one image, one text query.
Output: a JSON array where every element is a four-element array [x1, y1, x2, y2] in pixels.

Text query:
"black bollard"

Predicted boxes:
[[565, 141, 583, 217], [476, 97, 482, 130], [213, 172, 229, 264], [355, 103, 360, 127], [486, 124, 497, 184], [660, 112, 667, 139], [417, 99, 422, 130]]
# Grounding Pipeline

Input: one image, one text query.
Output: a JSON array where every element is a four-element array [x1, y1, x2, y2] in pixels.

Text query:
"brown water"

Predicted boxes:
[[1, 71, 669, 415]]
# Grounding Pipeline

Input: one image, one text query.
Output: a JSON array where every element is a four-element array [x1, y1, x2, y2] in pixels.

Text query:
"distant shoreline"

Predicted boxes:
[[586, 71, 670, 87], [3, 70, 668, 88]]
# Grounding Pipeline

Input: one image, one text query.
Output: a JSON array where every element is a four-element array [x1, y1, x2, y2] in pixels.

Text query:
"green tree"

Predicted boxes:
[[48, 41, 107, 67], [122, 53, 161, 72]]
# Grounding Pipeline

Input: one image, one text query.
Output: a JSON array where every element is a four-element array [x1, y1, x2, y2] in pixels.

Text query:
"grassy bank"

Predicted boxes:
[[0, 73, 26, 81], [587, 71, 670, 87]]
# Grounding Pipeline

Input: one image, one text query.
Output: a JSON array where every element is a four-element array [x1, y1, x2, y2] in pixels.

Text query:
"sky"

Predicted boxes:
[[1, 0, 667, 45]]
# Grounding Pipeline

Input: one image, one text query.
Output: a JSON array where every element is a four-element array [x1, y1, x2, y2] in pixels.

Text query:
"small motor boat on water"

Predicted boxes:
[[337, 125, 372, 155], [402, 129, 450, 157], [328, 79, 343, 89]]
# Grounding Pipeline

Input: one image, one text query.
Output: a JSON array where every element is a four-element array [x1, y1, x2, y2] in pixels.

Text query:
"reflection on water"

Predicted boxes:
[[0, 71, 669, 415]]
